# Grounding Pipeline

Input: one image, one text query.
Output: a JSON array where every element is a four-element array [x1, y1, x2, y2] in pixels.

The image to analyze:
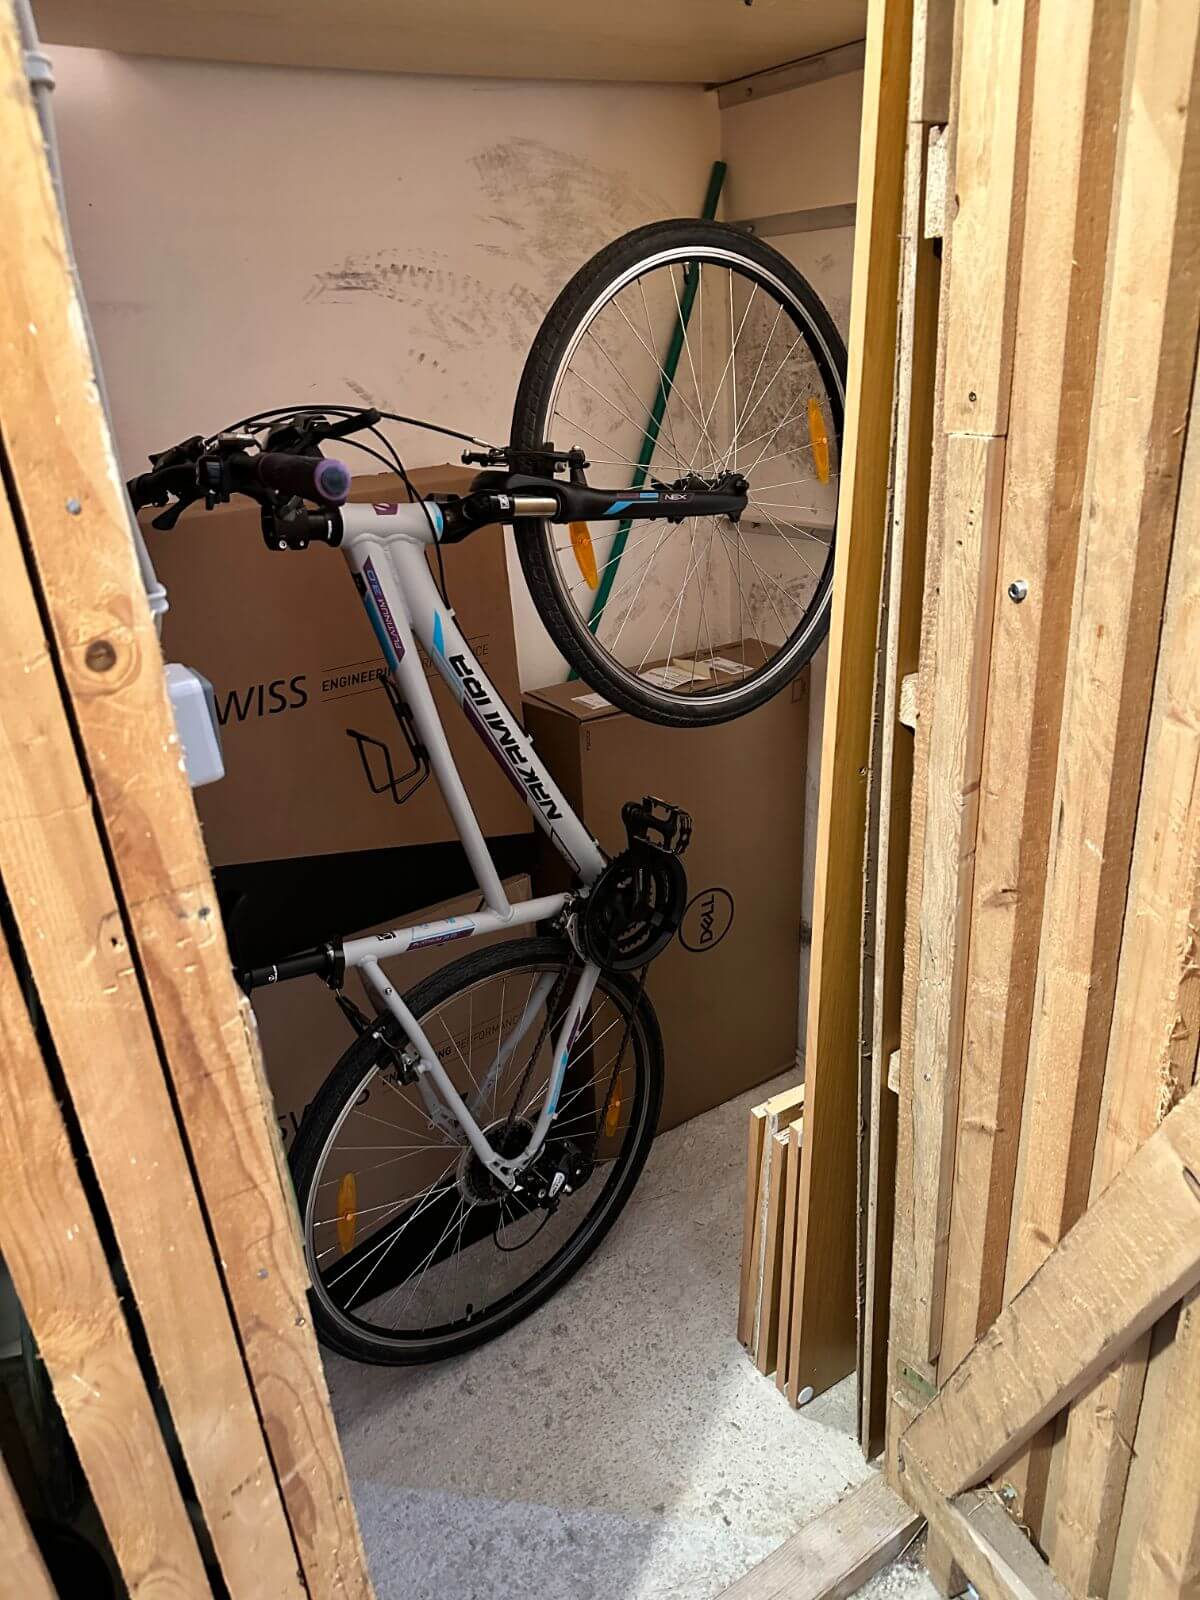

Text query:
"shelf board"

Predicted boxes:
[[32, 0, 867, 85]]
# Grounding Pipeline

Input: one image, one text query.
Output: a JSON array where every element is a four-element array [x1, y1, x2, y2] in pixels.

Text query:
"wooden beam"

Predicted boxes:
[[888, 0, 965, 1466], [739, 1105, 769, 1347], [0, 13, 373, 1594], [786, 0, 914, 1404], [1126, 1284, 1200, 1599], [940, 0, 1034, 436], [899, 1448, 1070, 1600], [776, 1119, 804, 1396], [1000, 0, 1200, 1532], [0, 486, 305, 1596], [0, 919, 210, 1597], [861, 22, 944, 1447], [909, 431, 1005, 1364], [715, 1474, 921, 1600], [902, 1082, 1200, 1498], [907, 0, 1035, 1372], [937, 0, 1126, 1383], [0, 1453, 56, 1600], [1051, 310, 1200, 1597]]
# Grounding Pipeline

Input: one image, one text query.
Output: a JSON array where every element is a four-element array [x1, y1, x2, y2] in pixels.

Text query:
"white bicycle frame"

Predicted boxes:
[[334, 497, 609, 1192]]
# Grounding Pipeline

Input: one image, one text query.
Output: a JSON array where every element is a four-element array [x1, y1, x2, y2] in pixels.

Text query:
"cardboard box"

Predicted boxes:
[[251, 874, 531, 1149], [523, 657, 808, 1130], [149, 467, 531, 865]]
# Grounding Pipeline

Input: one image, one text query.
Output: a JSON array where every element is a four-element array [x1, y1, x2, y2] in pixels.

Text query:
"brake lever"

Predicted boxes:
[[151, 485, 203, 530]]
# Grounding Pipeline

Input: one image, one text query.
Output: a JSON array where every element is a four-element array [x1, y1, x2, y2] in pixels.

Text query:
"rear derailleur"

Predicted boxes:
[[513, 1141, 591, 1211]]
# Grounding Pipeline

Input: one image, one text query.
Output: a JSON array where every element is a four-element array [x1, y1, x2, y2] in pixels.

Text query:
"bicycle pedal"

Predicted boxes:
[[621, 795, 692, 859]]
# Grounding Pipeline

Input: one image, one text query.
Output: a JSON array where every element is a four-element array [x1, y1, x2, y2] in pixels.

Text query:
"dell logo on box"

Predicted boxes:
[[679, 887, 734, 953]]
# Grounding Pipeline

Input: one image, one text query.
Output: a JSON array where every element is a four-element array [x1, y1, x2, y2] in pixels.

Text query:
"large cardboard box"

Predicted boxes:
[[149, 467, 531, 865], [251, 874, 531, 1149], [523, 660, 808, 1130]]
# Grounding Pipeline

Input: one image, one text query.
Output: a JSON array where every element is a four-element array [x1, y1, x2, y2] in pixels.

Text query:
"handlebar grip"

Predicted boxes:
[[255, 453, 351, 506]]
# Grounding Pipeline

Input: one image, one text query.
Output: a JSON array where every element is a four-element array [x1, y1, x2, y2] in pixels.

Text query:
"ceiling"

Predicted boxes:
[[33, 0, 868, 85]]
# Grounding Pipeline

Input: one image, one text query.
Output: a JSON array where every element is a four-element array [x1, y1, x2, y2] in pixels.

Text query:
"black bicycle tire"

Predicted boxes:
[[289, 937, 663, 1365], [511, 218, 847, 727]]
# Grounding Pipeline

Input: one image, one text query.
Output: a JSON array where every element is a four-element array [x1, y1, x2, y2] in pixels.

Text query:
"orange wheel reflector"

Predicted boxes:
[[604, 1081, 623, 1138], [570, 522, 599, 590], [336, 1172, 358, 1256], [807, 396, 830, 485]]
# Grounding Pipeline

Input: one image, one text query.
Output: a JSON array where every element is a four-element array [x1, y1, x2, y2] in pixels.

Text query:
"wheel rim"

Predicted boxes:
[[536, 243, 844, 709], [303, 961, 650, 1352]]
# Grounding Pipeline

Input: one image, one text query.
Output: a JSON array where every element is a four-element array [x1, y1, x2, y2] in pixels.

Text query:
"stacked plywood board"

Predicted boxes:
[[877, 0, 1200, 1595], [737, 1085, 804, 1383]]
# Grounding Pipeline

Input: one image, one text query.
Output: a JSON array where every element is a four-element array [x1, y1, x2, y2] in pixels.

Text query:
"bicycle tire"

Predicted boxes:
[[290, 937, 663, 1365], [512, 218, 847, 726]]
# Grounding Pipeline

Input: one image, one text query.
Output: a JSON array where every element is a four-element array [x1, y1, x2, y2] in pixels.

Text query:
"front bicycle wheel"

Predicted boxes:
[[290, 938, 663, 1365], [512, 219, 846, 726]]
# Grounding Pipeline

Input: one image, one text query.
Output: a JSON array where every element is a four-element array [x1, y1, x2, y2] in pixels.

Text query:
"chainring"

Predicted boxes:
[[579, 847, 687, 972]]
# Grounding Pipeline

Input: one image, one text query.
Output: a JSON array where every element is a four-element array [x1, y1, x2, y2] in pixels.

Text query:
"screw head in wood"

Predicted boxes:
[[1008, 579, 1029, 603], [66, 497, 82, 515], [85, 638, 117, 672]]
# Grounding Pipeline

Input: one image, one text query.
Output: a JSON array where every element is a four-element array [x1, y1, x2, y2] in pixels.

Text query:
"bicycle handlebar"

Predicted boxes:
[[252, 453, 351, 505]]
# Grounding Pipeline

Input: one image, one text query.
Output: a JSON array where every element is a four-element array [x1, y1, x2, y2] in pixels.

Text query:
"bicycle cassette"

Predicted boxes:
[[579, 796, 691, 972]]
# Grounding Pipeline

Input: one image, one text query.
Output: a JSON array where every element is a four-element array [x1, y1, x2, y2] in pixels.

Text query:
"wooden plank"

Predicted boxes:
[[755, 1130, 790, 1374], [924, 1535, 967, 1599], [899, 1448, 1070, 1600], [752, 1090, 805, 1359], [787, 0, 914, 1405], [937, 0, 1126, 1383], [715, 1473, 921, 1600], [940, 0, 1034, 435], [888, 0, 964, 1464], [903, 1082, 1200, 1498], [863, 102, 943, 1455], [909, 430, 1005, 1366], [0, 15, 374, 1594], [1000, 0, 1200, 1531], [739, 1106, 769, 1347], [1051, 327, 1200, 1597], [906, 0, 1035, 1377], [776, 1121, 804, 1396], [1107, 1306, 1182, 1599], [0, 490, 303, 1596], [1126, 1284, 1200, 1600], [0, 919, 210, 1598], [0, 1452, 56, 1600]]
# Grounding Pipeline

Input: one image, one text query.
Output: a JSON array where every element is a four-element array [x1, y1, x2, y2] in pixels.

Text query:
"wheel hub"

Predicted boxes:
[[457, 1117, 534, 1204]]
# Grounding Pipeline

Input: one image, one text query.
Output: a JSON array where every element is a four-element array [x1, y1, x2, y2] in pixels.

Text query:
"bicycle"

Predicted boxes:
[[129, 219, 845, 1364]]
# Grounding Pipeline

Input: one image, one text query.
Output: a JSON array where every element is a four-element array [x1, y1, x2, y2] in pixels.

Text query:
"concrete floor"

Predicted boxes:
[[325, 1071, 939, 1600]]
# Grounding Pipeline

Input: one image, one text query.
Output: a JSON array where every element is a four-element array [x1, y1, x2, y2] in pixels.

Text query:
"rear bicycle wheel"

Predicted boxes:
[[290, 938, 663, 1365], [512, 218, 846, 726]]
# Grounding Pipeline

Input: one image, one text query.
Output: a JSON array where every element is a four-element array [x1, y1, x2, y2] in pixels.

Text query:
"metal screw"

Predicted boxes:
[[967, 390, 977, 403], [1000, 1483, 1018, 1504], [85, 638, 117, 672], [1008, 579, 1029, 603], [65, 498, 81, 515]]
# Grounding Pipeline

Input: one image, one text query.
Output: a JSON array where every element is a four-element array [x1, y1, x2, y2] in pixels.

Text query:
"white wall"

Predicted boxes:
[[719, 66, 864, 1054], [50, 47, 719, 688]]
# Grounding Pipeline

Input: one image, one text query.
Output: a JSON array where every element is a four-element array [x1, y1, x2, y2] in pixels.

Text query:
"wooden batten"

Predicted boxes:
[[0, 10, 374, 1594], [881, 0, 1200, 1594], [787, 0, 915, 1407]]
